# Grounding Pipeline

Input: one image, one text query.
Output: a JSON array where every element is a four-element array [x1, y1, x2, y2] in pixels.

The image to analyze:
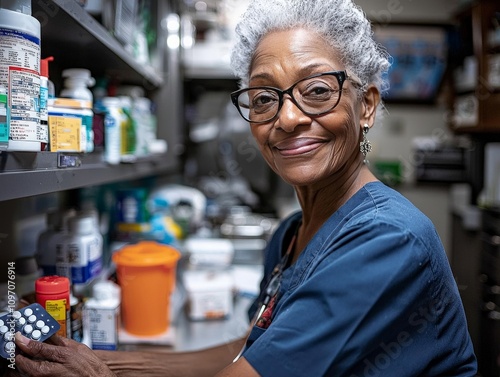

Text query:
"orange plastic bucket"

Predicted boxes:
[[112, 241, 181, 336]]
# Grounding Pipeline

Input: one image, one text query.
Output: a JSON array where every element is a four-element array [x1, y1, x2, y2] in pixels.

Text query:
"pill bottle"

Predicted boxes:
[[77, 209, 104, 281], [15, 256, 41, 299], [35, 276, 70, 338], [60, 68, 95, 103], [39, 57, 54, 150], [61, 214, 103, 287], [0, 2, 43, 151], [69, 292, 83, 342], [84, 280, 120, 350], [100, 97, 122, 165], [118, 96, 137, 162], [37, 209, 75, 277], [40, 56, 55, 99], [0, 85, 8, 150], [132, 97, 153, 157], [48, 98, 94, 152]]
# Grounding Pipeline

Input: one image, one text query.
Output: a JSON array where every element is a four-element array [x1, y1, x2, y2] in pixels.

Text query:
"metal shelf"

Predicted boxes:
[[0, 151, 177, 202], [32, 0, 163, 88]]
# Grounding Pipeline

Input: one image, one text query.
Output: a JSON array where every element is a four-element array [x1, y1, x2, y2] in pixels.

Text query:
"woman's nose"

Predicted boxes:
[[275, 97, 312, 132]]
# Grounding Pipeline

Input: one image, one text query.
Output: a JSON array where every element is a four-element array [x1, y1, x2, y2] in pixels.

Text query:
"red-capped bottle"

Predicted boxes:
[[35, 276, 70, 337]]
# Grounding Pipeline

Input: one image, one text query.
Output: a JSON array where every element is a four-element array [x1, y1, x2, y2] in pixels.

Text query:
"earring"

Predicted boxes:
[[359, 124, 372, 164]]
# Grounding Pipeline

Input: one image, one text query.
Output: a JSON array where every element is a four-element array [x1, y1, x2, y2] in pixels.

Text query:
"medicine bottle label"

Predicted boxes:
[[0, 91, 7, 145], [48, 115, 81, 152], [8, 67, 44, 143], [88, 307, 119, 350], [45, 299, 68, 337], [0, 27, 42, 144]]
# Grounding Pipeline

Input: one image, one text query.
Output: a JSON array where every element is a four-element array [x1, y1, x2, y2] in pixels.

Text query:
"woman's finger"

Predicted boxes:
[[14, 353, 66, 377], [45, 333, 70, 347], [14, 333, 70, 363]]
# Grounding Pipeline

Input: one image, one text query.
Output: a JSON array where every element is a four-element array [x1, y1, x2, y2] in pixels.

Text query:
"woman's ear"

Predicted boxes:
[[360, 85, 380, 127]]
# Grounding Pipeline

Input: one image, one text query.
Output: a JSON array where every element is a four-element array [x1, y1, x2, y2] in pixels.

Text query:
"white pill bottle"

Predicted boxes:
[[84, 281, 120, 351], [0, 0, 44, 151]]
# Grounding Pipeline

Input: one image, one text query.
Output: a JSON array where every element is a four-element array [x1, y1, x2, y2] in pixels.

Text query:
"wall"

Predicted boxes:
[[355, 0, 461, 23], [353, 0, 463, 255]]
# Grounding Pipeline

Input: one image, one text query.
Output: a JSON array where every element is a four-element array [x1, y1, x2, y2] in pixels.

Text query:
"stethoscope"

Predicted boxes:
[[233, 228, 299, 362]]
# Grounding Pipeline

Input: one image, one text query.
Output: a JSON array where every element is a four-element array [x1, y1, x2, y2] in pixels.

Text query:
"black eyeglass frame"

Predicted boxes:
[[230, 70, 352, 124]]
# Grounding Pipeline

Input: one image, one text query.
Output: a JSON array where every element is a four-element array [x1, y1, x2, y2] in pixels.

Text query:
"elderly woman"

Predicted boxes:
[[7, 0, 476, 376]]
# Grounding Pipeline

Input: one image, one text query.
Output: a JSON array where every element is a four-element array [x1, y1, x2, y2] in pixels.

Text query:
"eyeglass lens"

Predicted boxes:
[[234, 73, 344, 123]]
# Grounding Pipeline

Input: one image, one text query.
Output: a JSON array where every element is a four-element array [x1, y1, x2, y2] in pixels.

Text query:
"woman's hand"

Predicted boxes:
[[9, 332, 116, 377]]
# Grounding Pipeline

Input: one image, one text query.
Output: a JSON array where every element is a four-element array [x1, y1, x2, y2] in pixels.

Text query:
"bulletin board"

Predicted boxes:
[[373, 24, 449, 104]]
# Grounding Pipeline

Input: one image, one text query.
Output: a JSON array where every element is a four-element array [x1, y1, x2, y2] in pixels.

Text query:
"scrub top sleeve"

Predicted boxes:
[[243, 222, 473, 377]]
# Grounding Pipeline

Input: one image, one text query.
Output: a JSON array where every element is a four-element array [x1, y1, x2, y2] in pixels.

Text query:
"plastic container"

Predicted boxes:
[[40, 56, 55, 99], [0, 85, 8, 150], [100, 97, 122, 165], [84, 281, 120, 350], [35, 276, 70, 338], [183, 270, 233, 321], [39, 57, 54, 140], [132, 97, 154, 156], [48, 98, 94, 152], [14, 256, 41, 298], [60, 68, 95, 102], [0, 4, 43, 151], [118, 96, 137, 162], [0, 0, 32, 14], [69, 293, 83, 342], [184, 238, 234, 268], [36, 208, 75, 277], [112, 241, 180, 336], [59, 213, 102, 286]]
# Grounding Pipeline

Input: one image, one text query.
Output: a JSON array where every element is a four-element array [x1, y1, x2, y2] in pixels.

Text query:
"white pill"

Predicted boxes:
[[28, 315, 36, 323], [0, 319, 3, 327], [0, 325, 7, 334], [12, 311, 21, 319], [31, 330, 41, 340], [4, 341, 15, 353], [4, 332, 14, 342], [41, 325, 50, 335], [24, 308, 33, 316], [17, 317, 26, 326], [35, 320, 45, 329], [23, 324, 33, 334]]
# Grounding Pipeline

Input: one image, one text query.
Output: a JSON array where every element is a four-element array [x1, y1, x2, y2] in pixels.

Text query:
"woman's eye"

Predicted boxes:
[[252, 91, 278, 107], [302, 83, 333, 98]]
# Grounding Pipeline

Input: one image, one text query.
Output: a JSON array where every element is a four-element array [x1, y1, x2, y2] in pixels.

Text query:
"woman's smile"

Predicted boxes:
[[273, 137, 326, 157]]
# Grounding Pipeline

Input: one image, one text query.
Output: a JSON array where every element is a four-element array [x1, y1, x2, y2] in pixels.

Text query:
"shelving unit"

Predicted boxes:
[[449, 0, 500, 133], [32, 0, 163, 88], [0, 151, 176, 201], [0, 0, 182, 203]]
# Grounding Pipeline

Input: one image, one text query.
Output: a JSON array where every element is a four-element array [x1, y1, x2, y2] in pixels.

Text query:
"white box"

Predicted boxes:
[[183, 238, 234, 267], [182, 270, 233, 321]]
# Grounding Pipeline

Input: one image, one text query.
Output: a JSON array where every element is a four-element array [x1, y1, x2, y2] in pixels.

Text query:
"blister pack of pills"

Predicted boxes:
[[0, 303, 60, 358]]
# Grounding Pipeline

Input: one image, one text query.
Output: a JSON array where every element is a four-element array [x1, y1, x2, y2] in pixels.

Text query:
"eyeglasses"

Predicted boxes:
[[231, 70, 353, 124]]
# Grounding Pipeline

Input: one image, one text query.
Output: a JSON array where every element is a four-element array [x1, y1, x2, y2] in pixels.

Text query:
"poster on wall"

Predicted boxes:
[[374, 24, 449, 103]]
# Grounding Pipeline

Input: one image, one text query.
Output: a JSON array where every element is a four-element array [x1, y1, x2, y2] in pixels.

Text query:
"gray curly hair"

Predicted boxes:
[[230, 0, 391, 95]]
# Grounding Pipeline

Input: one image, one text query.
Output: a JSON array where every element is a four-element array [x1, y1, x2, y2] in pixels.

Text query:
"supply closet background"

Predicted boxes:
[[1, 0, 500, 375], [0, 0, 184, 268]]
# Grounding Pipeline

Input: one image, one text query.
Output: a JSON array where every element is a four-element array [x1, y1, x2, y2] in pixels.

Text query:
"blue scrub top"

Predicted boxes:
[[243, 181, 477, 377]]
